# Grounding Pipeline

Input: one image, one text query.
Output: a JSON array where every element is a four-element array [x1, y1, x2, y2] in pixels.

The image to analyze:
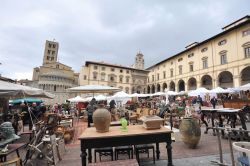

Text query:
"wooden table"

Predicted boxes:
[[79, 125, 173, 166], [0, 143, 26, 162], [201, 107, 242, 135], [90, 121, 122, 127]]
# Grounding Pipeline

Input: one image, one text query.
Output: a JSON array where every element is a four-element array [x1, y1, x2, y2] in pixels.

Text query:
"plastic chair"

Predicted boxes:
[[233, 142, 250, 166]]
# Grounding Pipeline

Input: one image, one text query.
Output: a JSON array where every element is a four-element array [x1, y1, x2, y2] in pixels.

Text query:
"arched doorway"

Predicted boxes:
[[157, 84, 161, 92], [188, 77, 197, 90], [151, 85, 155, 93], [218, 71, 233, 88], [201, 75, 213, 90], [162, 83, 167, 91], [178, 80, 185, 92], [170, 81, 175, 91], [147, 86, 151, 94], [241, 66, 250, 85], [136, 86, 142, 93]]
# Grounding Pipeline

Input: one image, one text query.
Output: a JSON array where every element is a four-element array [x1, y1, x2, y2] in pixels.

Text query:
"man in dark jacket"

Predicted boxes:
[[86, 98, 97, 127], [210, 96, 217, 109]]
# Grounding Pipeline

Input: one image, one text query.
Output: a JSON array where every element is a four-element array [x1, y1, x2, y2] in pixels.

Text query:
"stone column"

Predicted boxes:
[[233, 75, 241, 87]]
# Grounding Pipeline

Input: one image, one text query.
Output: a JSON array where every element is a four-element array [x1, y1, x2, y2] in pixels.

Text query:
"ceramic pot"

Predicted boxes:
[[179, 117, 201, 149], [93, 108, 111, 133]]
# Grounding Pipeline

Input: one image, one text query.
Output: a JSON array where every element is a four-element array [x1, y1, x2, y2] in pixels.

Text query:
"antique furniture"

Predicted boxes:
[[0, 122, 20, 147], [134, 144, 155, 164], [140, 115, 164, 130], [94, 147, 113, 162], [233, 142, 250, 166], [0, 143, 26, 162], [114, 145, 133, 160], [78, 125, 173, 166], [88, 159, 139, 166], [0, 157, 21, 166]]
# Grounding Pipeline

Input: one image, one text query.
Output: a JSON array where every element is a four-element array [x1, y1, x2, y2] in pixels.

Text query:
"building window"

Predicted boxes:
[[47, 50, 51, 54], [221, 53, 227, 64], [120, 69, 123, 73], [245, 47, 250, 58], [119, 76, 123, 83], [47, 56, 49, 60], [54, 85, 56, 91], [110, 76, 114, 82], [126, 77, 130, 83], [201, 47, 208, 52], [189, 64, 194, 72], [93, 72, 98, 80], [178, 58, 183, 62], [52, 51, 55, 55], [152, 75, 154, 82], [179, 65, 182, 75], [243, 29, 250, 36], [94, 66, 98, 70], [170, 69, 173, 77], [188, 53, 194, 58], [101, 73, 105, 81], [53, 44, 56, 48], [111, 68, 115, 72], [218, 39, 227, 46], [48, 43, 52, 48], [102, 67, 105, 71], [163, 71, 166, 79], [56, 64, 59, 68], [157, 73, 159, 80], [83, 75, 87, 80], [126, 70, 129, 74], [171, 61, 173, 65], [51, 57, 54, 61], [202, 57, 208, 69]]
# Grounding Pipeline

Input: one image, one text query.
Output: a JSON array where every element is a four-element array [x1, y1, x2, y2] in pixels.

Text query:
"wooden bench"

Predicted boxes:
[[89, 159, 139, 166]]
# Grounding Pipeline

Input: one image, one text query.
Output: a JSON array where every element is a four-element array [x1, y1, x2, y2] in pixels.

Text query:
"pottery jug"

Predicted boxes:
[[179, 117, 201, 149], [93, 108, 111, 133]]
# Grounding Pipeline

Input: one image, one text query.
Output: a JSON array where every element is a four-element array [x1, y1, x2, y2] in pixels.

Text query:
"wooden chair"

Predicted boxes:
[[94, 147, 114, 162], [134, 144, 155, 164], [0, 157, 21, 166], [114, 145, 133, 160]]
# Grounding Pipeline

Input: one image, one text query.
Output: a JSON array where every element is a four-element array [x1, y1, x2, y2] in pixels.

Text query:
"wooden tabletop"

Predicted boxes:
[[79, 125, 172, 140]]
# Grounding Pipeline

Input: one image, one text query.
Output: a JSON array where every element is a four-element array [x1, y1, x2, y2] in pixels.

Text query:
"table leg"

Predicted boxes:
[[211, 113, 216, 136], [166, 140, 173, 166], [80, 142, 87, 166], [200, 112, 208, 134], [156, 142, 160, 159], [88, 148, 92, 163]]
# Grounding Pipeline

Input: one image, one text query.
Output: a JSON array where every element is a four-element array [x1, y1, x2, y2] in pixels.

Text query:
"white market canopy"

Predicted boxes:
[[0, 80, 54, 98], [67, 96, 86, 102], [151, 92, 166, 96], [109, 91, 131, 99], [166, 91, 178, 96], [239, 83, 250, 91], [68, 85, 121, 94], [210, 87, 230, 94], [130, 93, 150, 97], [188, 87, 210, 96]]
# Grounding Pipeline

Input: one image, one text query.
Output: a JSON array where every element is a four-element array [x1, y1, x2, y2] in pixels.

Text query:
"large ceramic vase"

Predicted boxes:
[[93, 108, 111, 133], [179, 117, 201, 149]]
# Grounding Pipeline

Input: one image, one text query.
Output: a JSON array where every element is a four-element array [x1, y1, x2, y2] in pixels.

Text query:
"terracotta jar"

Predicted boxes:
[[93, 108, 111, 133], [179, 117, 201, 149]]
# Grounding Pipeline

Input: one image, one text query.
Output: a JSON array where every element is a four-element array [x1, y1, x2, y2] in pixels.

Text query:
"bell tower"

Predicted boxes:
[[43, 40, 59, 65], [134, 52, 144, 70]]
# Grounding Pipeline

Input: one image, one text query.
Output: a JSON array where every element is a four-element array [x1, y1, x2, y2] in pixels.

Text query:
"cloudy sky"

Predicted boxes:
[[0, 0, 249, 80]]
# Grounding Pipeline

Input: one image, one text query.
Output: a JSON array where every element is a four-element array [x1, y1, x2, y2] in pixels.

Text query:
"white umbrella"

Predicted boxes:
[[188, 87, 210, 96], [151, 92, 166, 96], [239, 83, 250, 91], [166, 91, 178, 96], [131, 93, 150, 97], [67, 85, 121, 94], [110, 91, 131, 99], [95, 94, 107, 101], [210, 87, 229, 94], [0, 80, 54, 98], [68, 96, 86, 102]]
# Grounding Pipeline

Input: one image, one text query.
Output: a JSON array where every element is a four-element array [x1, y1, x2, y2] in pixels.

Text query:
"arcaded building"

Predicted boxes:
[[147, 15, 250, 93], [79, 53, 149, 94], [32, 40, 79, 104]]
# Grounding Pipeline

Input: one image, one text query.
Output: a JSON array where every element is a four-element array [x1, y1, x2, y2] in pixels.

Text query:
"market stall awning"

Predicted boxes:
[[67, 85, 121, 94], [0, 80, 54, 98], [9, 98, 43, 104]]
